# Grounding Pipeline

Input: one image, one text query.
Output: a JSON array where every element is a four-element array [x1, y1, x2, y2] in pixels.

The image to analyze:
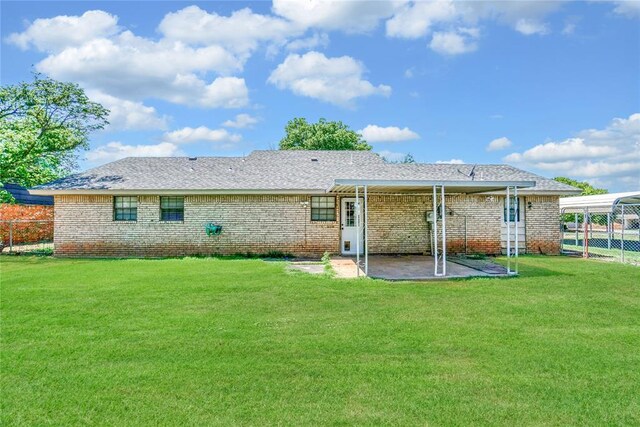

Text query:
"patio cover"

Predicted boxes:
[[329, 179, 536, 194]]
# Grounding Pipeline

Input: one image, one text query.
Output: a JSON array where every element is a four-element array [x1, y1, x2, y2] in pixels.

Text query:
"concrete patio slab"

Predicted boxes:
[[331, 255, 506, 280]]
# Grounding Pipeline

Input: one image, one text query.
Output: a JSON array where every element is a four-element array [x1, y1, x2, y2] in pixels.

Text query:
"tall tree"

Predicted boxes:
[[554, 177, 608, 196], [0, 74, 109, 201], [279, 118, 371, 151]]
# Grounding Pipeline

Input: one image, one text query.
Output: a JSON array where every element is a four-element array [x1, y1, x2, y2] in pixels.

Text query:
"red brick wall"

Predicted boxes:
[[0, 204, 54, 245]]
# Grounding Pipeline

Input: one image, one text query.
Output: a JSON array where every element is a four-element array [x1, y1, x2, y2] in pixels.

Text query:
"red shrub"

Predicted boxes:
[[0, 204, 54, 245]]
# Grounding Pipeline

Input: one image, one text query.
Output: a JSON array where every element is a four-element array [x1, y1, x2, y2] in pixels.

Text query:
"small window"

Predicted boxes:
[[160, 196, 184, 221], [504, 196, 520, 222], [311, 196, 336, 221], [113, 196, 137, 221]]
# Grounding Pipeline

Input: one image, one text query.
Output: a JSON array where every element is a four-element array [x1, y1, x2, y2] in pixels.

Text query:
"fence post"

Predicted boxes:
[[607, 213, 611, 249], [9, 221, 13, 253]]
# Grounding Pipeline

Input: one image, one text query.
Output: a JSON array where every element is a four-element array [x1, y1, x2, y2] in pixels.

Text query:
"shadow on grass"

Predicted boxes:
[[491, 255, 574, 279]]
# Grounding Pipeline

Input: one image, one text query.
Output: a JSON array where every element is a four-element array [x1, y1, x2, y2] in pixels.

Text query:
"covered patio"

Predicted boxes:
[[328, 179, 535, 279], [330, 254, 508, 280]]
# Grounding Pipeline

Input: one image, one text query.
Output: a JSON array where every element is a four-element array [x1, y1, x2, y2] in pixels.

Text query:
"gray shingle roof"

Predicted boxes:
[[32, 150, 579, 194]]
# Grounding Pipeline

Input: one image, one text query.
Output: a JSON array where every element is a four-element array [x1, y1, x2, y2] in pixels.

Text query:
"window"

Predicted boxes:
[[504, 196, 520, 222], [344, 201, 355, 226], [311, 196, 336, 221], [160, 196, 184, 221], [113, 196, 137, 221]]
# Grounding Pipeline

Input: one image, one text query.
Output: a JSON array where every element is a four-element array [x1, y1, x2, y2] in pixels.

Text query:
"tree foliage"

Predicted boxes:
[[0, 74, 109, 200], [555, 177, 608, 224], [554, 177, 608, 196], [279, 118, 371, 151], [384, 153, 416, 164]]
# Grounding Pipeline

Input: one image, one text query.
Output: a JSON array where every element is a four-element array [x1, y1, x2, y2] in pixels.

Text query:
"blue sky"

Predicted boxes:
[[1, 1, 639, 191]]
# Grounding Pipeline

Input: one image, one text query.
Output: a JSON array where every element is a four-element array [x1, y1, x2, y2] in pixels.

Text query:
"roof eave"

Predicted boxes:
[[29, 188, 330, 196]]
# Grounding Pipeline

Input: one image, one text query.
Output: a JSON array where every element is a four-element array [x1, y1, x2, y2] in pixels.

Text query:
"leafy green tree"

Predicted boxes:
[[554, 177, 608, 196], [279, 118, 371, 151], [0, 74, 109, 202]]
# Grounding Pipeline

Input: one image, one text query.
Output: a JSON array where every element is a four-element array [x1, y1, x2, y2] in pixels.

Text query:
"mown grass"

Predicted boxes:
[[1, 255, 639, 425]]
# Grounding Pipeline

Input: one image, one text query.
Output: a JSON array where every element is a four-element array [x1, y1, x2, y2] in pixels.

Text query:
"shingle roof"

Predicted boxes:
[[31, 150, 579, 194]]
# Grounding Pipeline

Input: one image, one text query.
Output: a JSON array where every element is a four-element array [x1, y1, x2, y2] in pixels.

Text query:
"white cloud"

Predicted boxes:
[[267, 51, 391, 107], [6, 10, 119, 52], [162, 126, 242, 144], [562, 22, 576, 35], [514, 19, 550, 35], [436, 158, 465, 164], [429, 28, 479, 55], [386, 1, 458, 39], [385, 0, 560, 47], [286, 33, 330, 51], [158, 6, 300, 55], [222, 114, 259, 129], [9, 9, 250, 109], [272, 0, 401, 33], [86, 141, 182, 163], [87, 91, 168, 131], [504, 138, 619, 163], [610, 1, 640, 18], [359, 125, 419, 142], [36, 31, 248, 108], [486, 136, 512, 152], [504, 113, 640, 190]]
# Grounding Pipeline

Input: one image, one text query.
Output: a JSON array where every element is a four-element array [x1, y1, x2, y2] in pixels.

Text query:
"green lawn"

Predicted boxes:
[[1, 256, 639, 425]]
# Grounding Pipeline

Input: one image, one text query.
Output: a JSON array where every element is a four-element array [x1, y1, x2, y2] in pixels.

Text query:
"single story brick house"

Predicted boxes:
[[31, 150, 579, 261]]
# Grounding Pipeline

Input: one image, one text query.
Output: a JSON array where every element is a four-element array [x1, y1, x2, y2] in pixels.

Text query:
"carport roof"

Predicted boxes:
[[559, 191, 640, 213]]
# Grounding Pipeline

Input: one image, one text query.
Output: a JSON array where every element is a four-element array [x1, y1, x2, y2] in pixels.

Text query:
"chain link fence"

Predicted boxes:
[[561, 204, 640, 265], [0, 219, 54, 255]]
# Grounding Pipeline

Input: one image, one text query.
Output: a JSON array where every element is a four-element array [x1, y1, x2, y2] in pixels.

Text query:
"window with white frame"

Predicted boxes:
[[311, 196, 336, 221], [503, 196, 520, 222], [160, 196, 184, 221], [113, 196, 137, 221]]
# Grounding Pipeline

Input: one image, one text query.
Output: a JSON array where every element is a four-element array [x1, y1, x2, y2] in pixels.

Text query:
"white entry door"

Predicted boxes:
[[341, 198, 364, 255]]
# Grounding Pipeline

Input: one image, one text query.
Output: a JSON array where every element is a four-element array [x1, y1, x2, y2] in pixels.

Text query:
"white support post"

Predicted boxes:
[[355, 185, 360, 277], [506, 186, 511, 274], [441, 184, 447, 277], [514, 186, 519, 275], [584, 208, 589, 258], [432, 185, 439, 276], [574, 213, 579, 246], [364, 185, 368, 276]]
